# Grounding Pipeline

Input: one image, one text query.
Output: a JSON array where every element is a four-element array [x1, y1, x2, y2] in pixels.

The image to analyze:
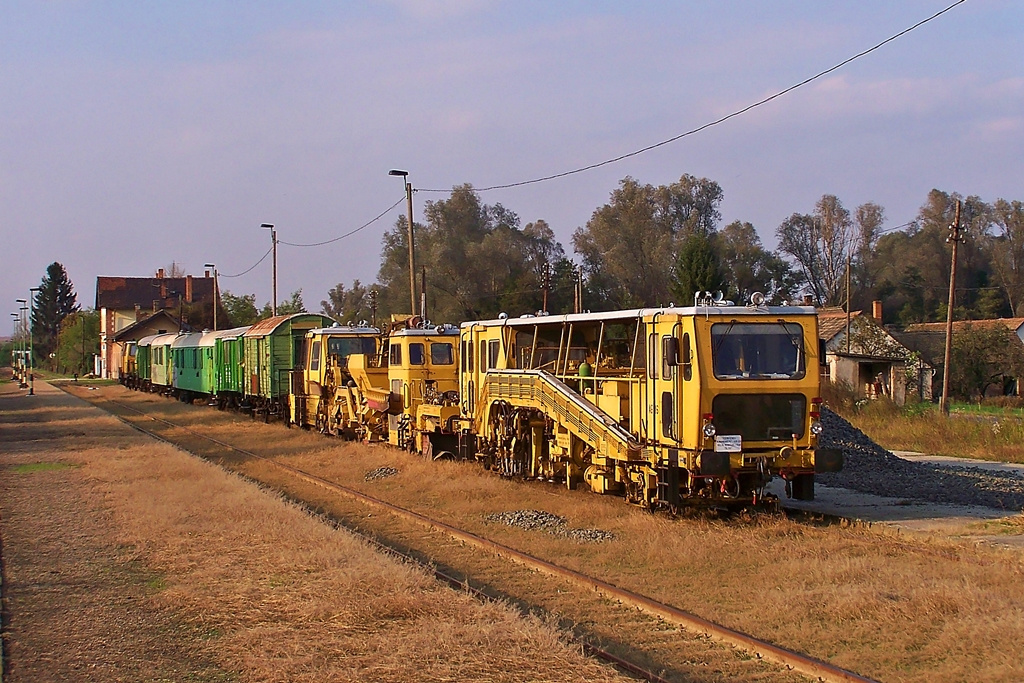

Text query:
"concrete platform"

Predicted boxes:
[[770, 451, 1024, 545]]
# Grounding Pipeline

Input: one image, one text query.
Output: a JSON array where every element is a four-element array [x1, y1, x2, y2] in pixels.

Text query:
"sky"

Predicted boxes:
[[2, 0, 1022, 323]]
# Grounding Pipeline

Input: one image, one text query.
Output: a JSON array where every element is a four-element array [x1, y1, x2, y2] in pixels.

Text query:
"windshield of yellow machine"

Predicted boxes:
[[711, 322, 805, 380], [327, 336, 376, 358]]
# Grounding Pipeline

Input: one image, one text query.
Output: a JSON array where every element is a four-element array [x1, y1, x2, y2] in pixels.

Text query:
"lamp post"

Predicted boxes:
[[204, 263, 219, 331], [261, 223, 278, 316], [16, 301, 28, 389], [10, 312, 19, 384], [389, 169, 417, 317], [28, 287, 39, 395]]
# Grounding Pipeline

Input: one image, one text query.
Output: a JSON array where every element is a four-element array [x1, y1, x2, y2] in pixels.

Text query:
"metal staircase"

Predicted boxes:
[[480, 369, 644, 461]]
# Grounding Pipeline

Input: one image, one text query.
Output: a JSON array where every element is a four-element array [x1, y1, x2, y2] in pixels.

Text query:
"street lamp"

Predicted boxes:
[[16, 300, 28, 389], [261, 223, 278, 316], [27, 287, 39, 395], [9, 312, 19, 384], [389, 169, 417, 317], [204, 264, 219, 331]]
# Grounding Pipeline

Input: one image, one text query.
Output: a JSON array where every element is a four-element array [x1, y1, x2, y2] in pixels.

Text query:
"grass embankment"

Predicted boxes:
[[839, 397, 1024, 463], [85, 385, 1024, 683]]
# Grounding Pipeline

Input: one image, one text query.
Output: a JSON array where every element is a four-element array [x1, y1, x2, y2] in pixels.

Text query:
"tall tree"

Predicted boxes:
[[852, 201, 885, 305], [716, 221, 798, 304], [573, 174, 724, 309], [376, 185, 567, 322], [989, 198, 1024, 316], [321, 280, 369, 323], [870, 189, 1000, 324], [54, 309, 99, 375], [31, 262, 79, 364], [671, 233, 725, 305], [220, 292, 259, 327], [260, 290, 306, 318], [776, 195, 854, 306]]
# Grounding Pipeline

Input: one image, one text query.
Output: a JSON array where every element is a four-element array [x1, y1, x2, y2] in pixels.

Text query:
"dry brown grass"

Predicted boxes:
[[43, 403, 630, 681], [68, 384, 1024, 682], [204, 417, 1024, 683], [836, 393, 1024, 463]]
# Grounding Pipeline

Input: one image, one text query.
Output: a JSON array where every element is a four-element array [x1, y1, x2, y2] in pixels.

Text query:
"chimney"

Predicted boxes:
[[160, 281, 167, 299], [204, 270, 210, 278], [872, 300, 883, 322], [802, 294, 814, 307], [186, 275, 194, 303], [135, 304, 142, 321], [157, 268, 165, 279], [152, 299, 159, 313]]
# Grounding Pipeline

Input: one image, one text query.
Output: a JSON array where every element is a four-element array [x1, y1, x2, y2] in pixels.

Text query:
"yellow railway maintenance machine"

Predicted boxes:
[[290, 324, 381, 437], [458, 294, 842, 509], [383, 324, 462, 457]]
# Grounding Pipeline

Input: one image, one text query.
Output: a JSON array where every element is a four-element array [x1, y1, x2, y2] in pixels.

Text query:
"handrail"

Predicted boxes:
[[480, 369, 643, 461]]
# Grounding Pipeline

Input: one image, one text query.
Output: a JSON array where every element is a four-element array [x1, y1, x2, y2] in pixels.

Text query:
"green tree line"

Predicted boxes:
[[269, 177, 1023, 328]]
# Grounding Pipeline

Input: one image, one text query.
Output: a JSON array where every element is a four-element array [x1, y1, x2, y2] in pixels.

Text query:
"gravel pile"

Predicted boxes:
[[818, 407, 1024, 511], [486, 510, 616, 543], [364, 466, 399, 482]]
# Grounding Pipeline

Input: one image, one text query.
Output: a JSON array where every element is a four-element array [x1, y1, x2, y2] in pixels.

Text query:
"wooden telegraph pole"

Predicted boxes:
[[940, 199, 964, 416]]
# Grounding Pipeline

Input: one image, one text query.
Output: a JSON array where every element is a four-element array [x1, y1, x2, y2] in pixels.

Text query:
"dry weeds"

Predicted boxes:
[[847, 401, 1024, 463], [195, 404, 1024, 682], [3, 383, 631, 682], [67, 383, 1024, 682]]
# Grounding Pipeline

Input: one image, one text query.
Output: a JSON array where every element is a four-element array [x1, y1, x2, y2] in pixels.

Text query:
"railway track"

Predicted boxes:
[[80, 389, 876, 683]]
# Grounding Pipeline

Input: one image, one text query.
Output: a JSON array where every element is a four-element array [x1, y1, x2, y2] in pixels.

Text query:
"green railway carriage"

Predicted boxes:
[[209, 327, 249, 402], [242, 313, 335, 418], [148, 333, 179, 390], [134, 334, 156, 389], [171, 332, 209, 398]]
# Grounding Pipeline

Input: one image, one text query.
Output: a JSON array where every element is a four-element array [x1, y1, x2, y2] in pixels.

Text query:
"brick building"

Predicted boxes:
[[95, 269, 215, 378]]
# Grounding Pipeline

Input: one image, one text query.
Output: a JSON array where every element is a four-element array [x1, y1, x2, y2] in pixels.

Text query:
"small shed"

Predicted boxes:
[[817, 307, 932, 405]]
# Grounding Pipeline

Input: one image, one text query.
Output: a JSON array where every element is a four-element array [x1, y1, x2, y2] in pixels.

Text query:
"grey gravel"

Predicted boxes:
[[817, 407, 1024, 511], [486, 509, 616, 543], [364, 466, 399, 482]]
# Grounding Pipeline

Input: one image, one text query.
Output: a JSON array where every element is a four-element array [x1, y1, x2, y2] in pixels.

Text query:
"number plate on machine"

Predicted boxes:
[[714, 435, 742, 453]]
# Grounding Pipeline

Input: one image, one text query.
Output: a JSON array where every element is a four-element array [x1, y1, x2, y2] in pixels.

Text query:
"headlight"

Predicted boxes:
[[702, 422, 717, 438], [810, 420, 823, 435]]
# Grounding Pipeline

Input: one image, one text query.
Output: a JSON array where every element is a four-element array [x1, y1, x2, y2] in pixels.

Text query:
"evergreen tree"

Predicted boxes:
[[671, 233, 725, 306], [31, 262, 79, 365]]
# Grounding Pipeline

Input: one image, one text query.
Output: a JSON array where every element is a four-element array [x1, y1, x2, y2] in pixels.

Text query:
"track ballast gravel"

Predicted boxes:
[[817, 407, 1024, 511]]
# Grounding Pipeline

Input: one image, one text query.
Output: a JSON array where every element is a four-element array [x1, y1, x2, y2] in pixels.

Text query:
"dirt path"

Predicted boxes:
[[0, 380, 227, 682]]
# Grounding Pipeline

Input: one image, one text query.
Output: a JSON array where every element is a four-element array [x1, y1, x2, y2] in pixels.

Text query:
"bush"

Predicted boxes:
[[980, 396, 1024, 410], [820, 379, 858, 414]]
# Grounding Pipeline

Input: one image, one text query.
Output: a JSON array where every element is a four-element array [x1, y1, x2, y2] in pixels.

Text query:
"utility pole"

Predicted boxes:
[[204, 264, 218, 331], [845, 252, 852, 354], [389, 170, 417, 316], [369, 288, 378, 328], [940, 200, 965, 416], [261, 224, 278, 316]]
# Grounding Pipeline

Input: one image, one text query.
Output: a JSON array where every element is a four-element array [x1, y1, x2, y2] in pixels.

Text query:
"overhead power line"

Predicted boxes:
[[219, 195, 405, 282], [279, 196, 406, 248], [420, 0, 966, 194], [221, 246, 273, 279]]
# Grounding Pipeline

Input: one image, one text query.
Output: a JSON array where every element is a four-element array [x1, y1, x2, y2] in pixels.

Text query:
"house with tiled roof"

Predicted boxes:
[[897, 317, 1024, 397], [817, 302, 933, 405], [95, 269, 215, 378]]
